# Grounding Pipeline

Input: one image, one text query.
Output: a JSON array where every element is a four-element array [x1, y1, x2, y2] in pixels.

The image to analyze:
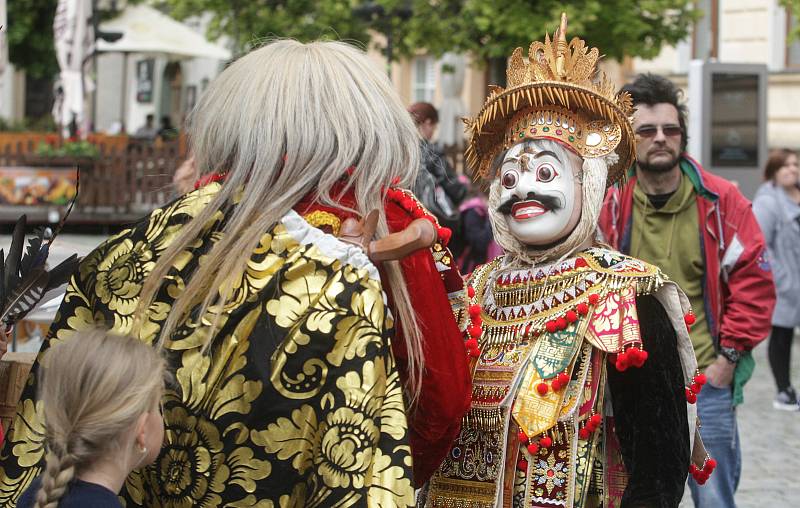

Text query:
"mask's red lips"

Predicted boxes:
[[511, 200, 547, 220]]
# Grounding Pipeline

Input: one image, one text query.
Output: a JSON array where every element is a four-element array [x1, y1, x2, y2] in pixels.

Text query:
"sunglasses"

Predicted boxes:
[[635, 125, 683, 138]]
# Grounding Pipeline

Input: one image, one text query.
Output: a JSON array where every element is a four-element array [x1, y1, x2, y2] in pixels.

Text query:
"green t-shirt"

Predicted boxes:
[[630, 174, 717, 370]]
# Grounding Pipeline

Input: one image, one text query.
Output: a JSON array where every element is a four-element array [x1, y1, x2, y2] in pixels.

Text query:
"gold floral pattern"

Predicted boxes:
[[0, 184, 413, 507]]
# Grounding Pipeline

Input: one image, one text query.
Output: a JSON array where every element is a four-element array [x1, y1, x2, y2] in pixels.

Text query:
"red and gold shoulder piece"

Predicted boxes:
[[579, 247, 665, 295]]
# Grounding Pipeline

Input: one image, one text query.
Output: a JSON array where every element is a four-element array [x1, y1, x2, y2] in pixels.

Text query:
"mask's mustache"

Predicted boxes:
[[497, 192, 562, 215]]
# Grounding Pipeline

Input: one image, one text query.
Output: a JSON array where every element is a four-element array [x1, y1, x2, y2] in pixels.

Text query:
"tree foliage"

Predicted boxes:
[[6, 0, 59, 79], [6, 0, 140, 79], [160, 0, 697, 62], [782, 0, 799, 40]]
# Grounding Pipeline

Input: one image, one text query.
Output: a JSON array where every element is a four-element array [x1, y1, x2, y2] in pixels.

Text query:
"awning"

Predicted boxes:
[[96, 5, 231, 60]]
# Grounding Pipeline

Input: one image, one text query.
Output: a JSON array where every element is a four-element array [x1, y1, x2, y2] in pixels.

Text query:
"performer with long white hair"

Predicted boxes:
[[0, 39, 471, 505]]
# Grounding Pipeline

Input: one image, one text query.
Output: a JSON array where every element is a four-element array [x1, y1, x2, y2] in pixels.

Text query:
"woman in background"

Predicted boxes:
[[753, 148, 800, 410]]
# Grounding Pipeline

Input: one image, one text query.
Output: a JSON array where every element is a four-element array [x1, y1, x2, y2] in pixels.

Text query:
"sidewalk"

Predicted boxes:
[[681, 336, 800, 507]]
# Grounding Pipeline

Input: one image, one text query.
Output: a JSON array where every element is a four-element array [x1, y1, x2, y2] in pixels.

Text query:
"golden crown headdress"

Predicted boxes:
[[465, 13, 635, 186]]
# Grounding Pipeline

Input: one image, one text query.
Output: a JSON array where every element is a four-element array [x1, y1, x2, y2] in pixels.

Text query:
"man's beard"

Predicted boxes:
[[638, 150, 680, 173]]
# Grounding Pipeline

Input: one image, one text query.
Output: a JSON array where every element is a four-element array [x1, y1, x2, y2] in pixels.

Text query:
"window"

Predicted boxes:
[[412, 57, 436, 103], [693, 0, 718, 60]]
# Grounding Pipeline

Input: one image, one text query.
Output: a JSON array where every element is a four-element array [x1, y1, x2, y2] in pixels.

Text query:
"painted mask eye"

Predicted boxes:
[[536, 164, 558, 183], [502, 169, 519, 189]]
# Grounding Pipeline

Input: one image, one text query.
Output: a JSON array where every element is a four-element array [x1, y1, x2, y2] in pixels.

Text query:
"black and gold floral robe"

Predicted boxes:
[[0, 184, 415, 507]]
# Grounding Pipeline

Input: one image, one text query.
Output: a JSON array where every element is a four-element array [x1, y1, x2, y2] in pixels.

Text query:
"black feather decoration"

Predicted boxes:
[[0, 267, 49, 324], [1, 187, 82, 327], [4, 216, 26, 291]]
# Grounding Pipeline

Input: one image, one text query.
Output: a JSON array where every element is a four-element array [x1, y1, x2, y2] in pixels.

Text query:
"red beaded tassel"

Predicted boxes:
[[464, 286, 482, 358], [613, 345, 649, 372], [690, 456, 717, 485], [685, 370, 707, 404], [578, 412, 602, 440]]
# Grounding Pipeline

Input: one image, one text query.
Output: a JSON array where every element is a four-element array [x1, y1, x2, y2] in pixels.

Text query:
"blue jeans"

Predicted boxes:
[[688, 383, 741, 508]]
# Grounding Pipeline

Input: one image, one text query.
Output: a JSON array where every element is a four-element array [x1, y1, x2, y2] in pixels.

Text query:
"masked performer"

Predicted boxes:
[[422, 15, 712, 508], [0, 40, 470, 506]]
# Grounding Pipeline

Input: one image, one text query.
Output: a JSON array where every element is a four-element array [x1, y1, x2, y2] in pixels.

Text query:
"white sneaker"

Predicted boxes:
[[773, 388, 800, 411]]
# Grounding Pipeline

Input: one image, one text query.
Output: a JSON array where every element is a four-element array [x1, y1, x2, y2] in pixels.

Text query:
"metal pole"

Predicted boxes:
[[91, 0, 98, 131], [120, 52, 128, 131]]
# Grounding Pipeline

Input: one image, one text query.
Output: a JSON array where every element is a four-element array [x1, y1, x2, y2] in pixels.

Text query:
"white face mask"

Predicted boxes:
[[496, 141, 583, 246]]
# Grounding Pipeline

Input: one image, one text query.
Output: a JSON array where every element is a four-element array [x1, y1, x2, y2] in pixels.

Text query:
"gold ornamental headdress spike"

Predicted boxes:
[[465, 12, 636, 187], [555, 12, 568, 79]]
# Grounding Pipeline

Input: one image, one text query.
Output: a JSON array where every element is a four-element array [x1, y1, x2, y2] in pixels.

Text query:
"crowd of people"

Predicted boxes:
[[0, 15, 797, 508]]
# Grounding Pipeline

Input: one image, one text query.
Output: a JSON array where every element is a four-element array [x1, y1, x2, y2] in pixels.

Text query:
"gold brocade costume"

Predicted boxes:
[[424, 248, 699, 508], [0, 183, 415, 507]]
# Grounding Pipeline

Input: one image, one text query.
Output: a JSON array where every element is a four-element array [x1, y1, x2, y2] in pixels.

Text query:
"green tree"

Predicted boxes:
[[160, 0, 697, 62], [782, 0, 799, 40], [6, 0, 137, 80], [6, 0, 59, 79]]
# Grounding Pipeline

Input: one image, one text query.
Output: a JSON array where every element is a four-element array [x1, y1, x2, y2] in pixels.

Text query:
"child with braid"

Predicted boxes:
[[17, 329, 166, 508]]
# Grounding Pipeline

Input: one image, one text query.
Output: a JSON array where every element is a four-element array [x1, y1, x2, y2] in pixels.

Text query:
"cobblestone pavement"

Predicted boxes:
[[4, 235, 799, 506], [681, 335, 800, 507]]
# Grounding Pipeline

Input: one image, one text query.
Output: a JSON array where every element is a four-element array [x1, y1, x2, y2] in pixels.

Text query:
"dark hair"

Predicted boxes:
[[408, 102, 438, 125], [764, 148, 797, 181], [621, 73, 688, 152]]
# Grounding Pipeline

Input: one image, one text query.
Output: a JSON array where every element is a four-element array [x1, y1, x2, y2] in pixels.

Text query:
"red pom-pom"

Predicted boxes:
[[695, 373, 707, 386], [588, 293, 600, 305], [590, 414, 602, 427], [527, 443, 540, 455], [615, 355, 629, 372], [467, 286, 476, 298], [472, 316, 483, 328], [706, 458, 717, 471], [686, 388, 697, 404], [566, 310, 578, 323], [518, 431, 529, 444], [550, 379, 562, 391], [691, 382, 702, 394], [579, 427, 590, 439], [465, 338, 478, 350], [468, 347, 481, 358], [536, 383, 549, 396], [557, 372, 570, 386], [539, 436, 553, 448], [469, 325, 482, 338], [638, 350, 649, 364], [546, 321, 558, 333], [517, 458, 528, 471], [689, 464, 698, 474], [684, 313, 696, 326], [469, 305, 481, 318], [576, 303, 589, 315], [437, 227, 452, 246], [556, 317, 568, 330], [629, 349, 644, 368]]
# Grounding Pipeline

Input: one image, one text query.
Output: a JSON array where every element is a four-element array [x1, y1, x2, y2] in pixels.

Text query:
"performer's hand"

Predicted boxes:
[[704, 355, 735, 388]]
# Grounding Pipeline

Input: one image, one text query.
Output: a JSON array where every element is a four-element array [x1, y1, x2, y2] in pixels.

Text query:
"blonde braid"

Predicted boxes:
[[34, 448, 77, 508]]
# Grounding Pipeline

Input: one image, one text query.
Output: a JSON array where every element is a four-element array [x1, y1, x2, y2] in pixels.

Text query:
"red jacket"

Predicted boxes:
[[598, 155, 775, 352], [295, 187, 471, 487]]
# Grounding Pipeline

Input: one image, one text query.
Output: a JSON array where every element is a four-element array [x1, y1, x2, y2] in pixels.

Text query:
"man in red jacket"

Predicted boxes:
[[599, 73, 776, 508]]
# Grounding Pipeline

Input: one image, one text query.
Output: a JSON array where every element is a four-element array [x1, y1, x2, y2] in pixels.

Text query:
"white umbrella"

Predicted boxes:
[[437, 52, 466, 148], [52, 0, 93, 135], [96, 5, 231, 60]]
